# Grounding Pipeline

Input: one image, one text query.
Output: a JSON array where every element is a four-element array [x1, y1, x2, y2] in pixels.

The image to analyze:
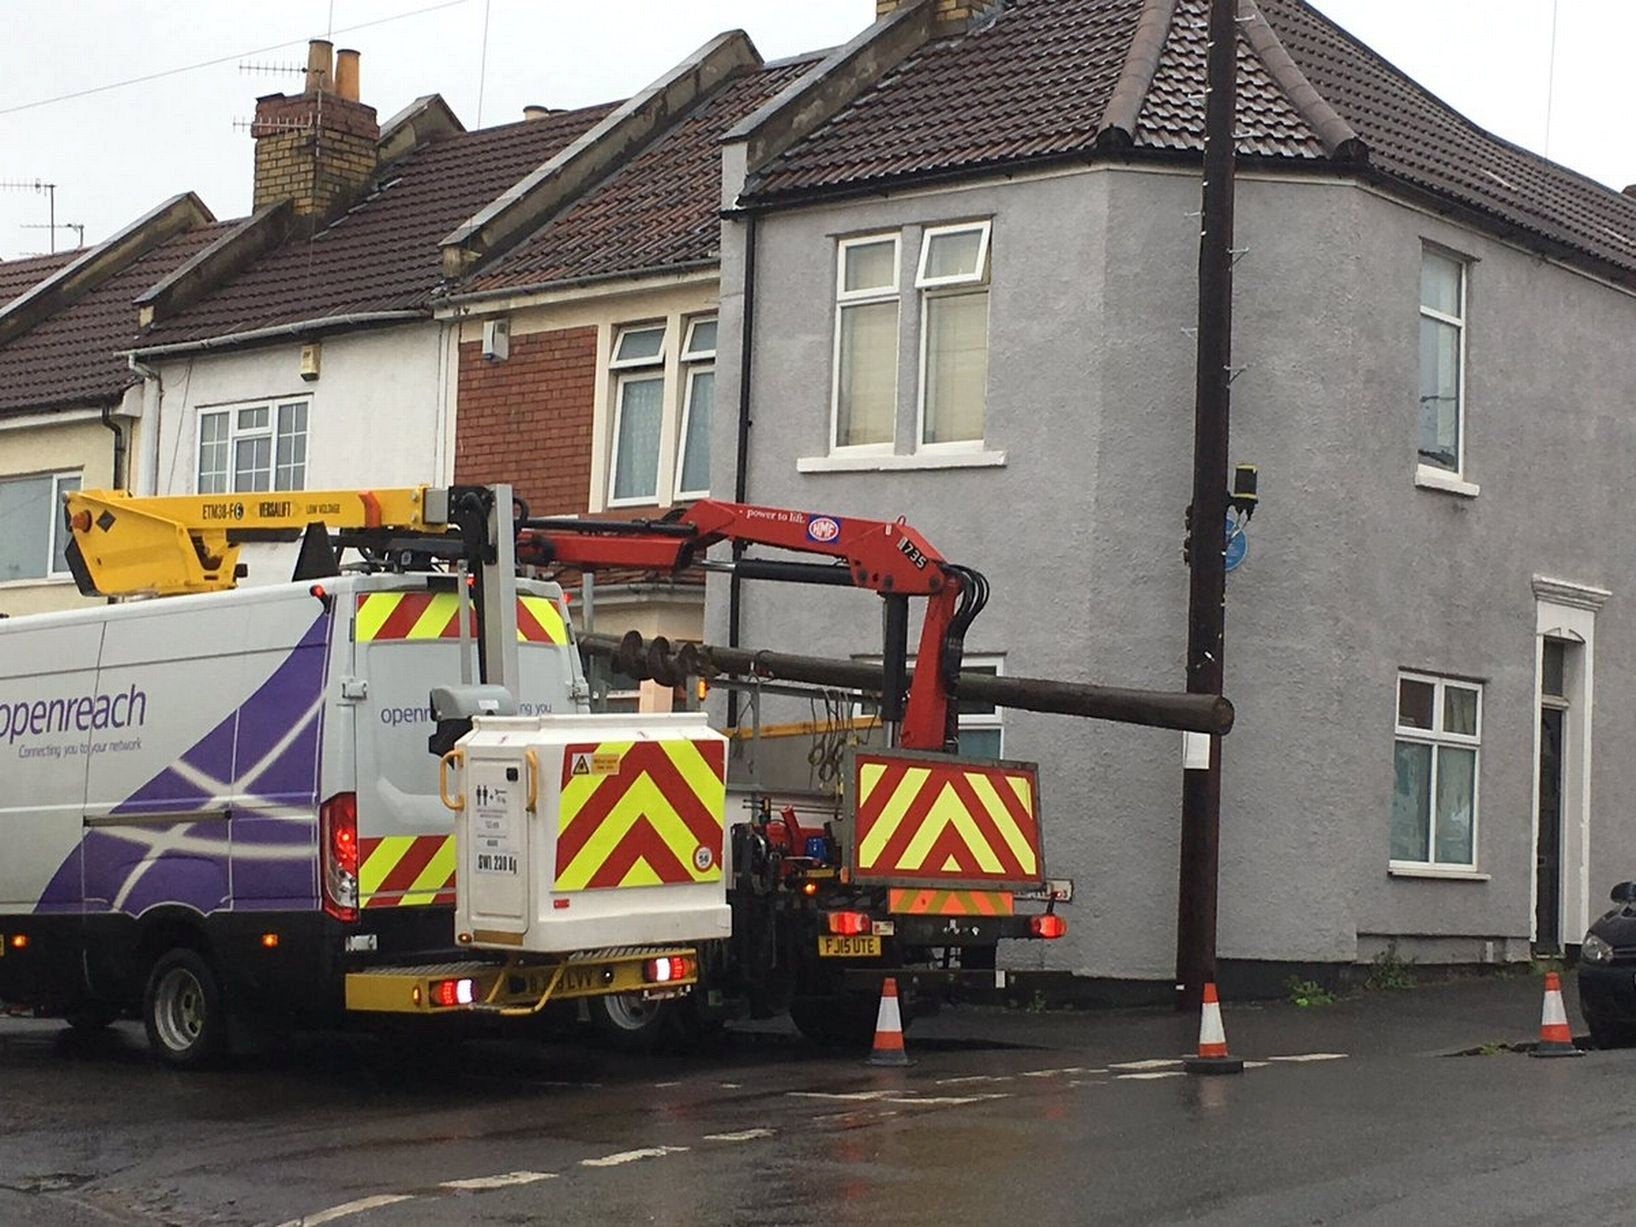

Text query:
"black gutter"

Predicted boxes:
[[726, 210, 757, 729]]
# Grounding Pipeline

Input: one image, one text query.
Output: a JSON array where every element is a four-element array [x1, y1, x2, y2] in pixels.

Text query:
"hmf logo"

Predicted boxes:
[[806, 515, 842, 544]]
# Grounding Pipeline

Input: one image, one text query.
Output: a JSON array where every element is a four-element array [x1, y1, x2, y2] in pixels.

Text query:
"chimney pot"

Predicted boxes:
[[305, 39, 334, 92], [335, 49, 360, 102], [522, 104, 553, 121]]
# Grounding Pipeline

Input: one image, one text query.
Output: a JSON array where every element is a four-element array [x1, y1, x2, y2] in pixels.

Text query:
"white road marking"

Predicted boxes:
[[1116, 1071, 1186, 1081], [1244, 1060, 1272, 1069], [652, 1080, 683, 1088], [934, 1074, 1015, 1085], [1067, 1079, 1107, 1088], [880, 1093, 1007, 1106], [275, 1193, 415, 1227], [440, 1171, 556, 1191], [1268, 1053, 1349, 1063], [719, 1082, 743, 1089], [581, 1146, 690, 1168], [1109, 1058, 1184, 1070], [702, 1128, 776, 1142], [788, 1090, 896, 1102], [1019, 1067, 1094, 1078]]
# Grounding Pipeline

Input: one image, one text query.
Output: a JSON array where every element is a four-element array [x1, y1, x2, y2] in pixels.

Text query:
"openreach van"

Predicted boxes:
[[0, 573, 580, 1065]]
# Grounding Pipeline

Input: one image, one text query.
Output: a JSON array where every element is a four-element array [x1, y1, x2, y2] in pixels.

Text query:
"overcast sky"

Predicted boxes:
[[1, 0, 1631, 260]]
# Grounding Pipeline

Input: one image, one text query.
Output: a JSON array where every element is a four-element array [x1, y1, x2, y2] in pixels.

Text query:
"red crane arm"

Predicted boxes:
[[514, 499, 966, 751], [517, 499, 950, 596]]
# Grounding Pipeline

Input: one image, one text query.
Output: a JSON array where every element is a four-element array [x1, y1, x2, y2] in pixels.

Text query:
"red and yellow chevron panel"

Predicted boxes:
[[355, 592, 567, 644], [360, 834, 456, 908], [888, 888, 1015, 917], [555, 740, 726, 891], [853, 752, 1042, 887]]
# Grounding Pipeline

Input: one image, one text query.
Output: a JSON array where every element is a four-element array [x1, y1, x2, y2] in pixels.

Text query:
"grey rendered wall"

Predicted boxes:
[[714, 164, 1636, 980]]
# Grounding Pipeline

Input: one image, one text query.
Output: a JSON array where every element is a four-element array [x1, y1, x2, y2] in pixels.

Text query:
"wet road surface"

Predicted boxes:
[[4, 976, 1633, 1225]]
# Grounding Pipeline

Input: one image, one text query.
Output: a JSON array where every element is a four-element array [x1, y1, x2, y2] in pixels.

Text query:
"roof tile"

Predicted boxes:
[[0, 224, 237, 415], [142, 105, 616, 345], [467, 60, 814, 293]]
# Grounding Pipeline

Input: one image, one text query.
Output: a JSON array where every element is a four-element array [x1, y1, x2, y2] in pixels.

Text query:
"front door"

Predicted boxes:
[[1536, 706, 1565, 953]]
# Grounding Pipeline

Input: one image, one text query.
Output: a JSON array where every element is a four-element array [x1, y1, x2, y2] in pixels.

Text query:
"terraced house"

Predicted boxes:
[[121, 38, 823, 709], [707, 0, 1636, 993], [0, 196, 230, 617]]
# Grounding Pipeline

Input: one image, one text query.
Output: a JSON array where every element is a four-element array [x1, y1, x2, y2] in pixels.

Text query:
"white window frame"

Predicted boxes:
[[914, 220, 992, 289], [0, 470, 81, 584], [915, 220, 993, 453], [195, 398, 310, 494], [830, 233, 901, 457], [1391, 670, 1482, 872], [1417, 245, 1468, 482], [674, 316, 716, 502], [606, 323, 669, 509]]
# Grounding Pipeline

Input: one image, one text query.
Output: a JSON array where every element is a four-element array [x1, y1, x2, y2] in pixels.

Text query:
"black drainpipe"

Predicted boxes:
[[726, 210, 758, 730], [100, 403, 127, 490]]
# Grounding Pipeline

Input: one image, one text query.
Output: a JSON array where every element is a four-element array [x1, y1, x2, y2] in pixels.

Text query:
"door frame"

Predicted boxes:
[[1530, 577, 1609, 948]]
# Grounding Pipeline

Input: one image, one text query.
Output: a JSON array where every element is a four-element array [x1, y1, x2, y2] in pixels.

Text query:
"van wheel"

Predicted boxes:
[[64, 1002, 119, 1031], [789, 994, 885, 1050], [588, 993, 697, 1052], [143, 949, 226, 1069]]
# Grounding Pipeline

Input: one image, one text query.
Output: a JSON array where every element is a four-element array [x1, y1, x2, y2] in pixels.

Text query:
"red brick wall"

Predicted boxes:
[[455, 325, 598, 516]]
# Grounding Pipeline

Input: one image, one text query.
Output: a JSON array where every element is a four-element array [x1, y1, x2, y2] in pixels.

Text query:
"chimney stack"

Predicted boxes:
[[876, 0, 1002, 27], [252, 39, 379, 233], [304, 39, 333, 92], [335, 49, 360, 102]]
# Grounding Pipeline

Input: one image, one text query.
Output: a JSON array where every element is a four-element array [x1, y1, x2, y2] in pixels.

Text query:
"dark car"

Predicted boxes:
[[1577, 882, 1636, 1047]]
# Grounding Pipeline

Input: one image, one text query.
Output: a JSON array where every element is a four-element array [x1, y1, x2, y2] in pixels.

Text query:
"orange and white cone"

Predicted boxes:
[[1530, 970, 1583, 1058], [1184, 982, 1244, 1075], [866, 977, 912, 1067]]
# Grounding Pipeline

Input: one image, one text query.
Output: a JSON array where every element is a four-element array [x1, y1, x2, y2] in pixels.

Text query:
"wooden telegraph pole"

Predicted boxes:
[[1176, 0, 1239, 1010]]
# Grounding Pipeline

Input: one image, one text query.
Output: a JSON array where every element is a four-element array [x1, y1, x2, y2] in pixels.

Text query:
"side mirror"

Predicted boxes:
[[1610, 882, 1636, 905]]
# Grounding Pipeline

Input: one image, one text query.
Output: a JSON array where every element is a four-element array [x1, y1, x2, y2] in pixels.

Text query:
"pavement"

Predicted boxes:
[[1, 971, 1630, 1226]]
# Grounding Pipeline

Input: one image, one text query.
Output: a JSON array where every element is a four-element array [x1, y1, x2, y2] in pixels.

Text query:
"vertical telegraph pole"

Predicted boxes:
[[1176, 0, 1238, 1010]]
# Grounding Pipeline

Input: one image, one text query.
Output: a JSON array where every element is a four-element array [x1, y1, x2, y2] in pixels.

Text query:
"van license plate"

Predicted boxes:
[[818, 936, 881, 958]]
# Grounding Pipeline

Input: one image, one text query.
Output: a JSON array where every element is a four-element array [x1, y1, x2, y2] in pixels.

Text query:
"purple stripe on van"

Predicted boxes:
[[35, 609, 331, 917]]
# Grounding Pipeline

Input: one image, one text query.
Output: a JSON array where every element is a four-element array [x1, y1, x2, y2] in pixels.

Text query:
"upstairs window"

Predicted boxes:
[[916, 221, 991, 447], [832, 235, 900, 451], [676, 317, 716, 500], [1391, 672, 1481, 869], [0, 471, 80, 583], [1418, 248, 1466, 475], [197, 401, 308, 494], [608, 324, 668, 506]]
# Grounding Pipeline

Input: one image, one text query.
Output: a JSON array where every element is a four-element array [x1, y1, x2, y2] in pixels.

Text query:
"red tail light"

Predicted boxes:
[[432, 978, 475, 1007], [644, 956, 694, 984], [827, 911, 871, 936], [320, 792, 360, 922], [1030, 914, 1067, 940]]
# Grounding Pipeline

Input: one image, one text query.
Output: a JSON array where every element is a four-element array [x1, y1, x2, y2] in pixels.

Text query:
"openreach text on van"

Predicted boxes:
[[3, 685, 149, 744]]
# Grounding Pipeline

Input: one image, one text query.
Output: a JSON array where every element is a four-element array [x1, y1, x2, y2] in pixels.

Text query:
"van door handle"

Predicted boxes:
[[525, 749, 540, 814]]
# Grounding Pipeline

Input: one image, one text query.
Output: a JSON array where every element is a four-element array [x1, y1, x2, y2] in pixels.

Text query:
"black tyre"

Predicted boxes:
[[789, 995, 885, 1050], [1585, 1013, 1636, 1050], [63, 1002, 119, 1032], [587, 992, 685, 1053], [142, 948, 226, 1069]]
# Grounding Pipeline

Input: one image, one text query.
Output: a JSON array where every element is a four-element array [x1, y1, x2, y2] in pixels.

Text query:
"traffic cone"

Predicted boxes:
[[1530, 970, 1583, 1058], [866, 977, 912, 1067], [1184, 982, 1244, 1075]]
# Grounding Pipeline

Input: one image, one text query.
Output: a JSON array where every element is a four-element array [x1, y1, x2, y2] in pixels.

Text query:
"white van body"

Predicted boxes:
[[0, 572, 583, 1025]]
